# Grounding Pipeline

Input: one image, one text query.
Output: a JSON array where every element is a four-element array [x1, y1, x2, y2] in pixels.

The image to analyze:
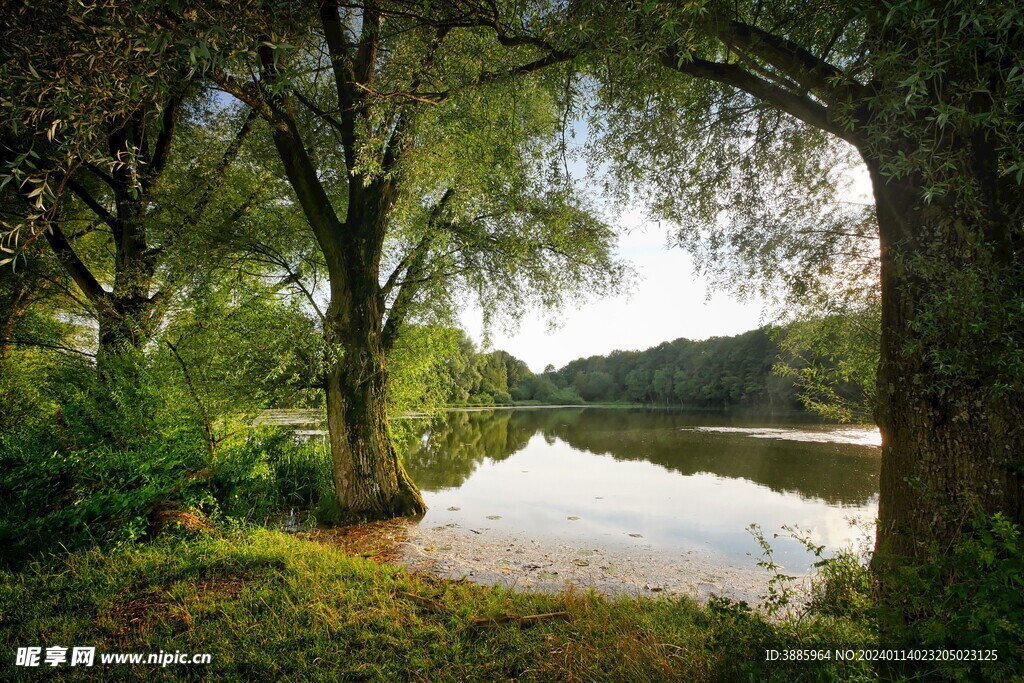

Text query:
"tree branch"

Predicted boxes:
[[293, 90, 347, 133], [702, 7, 859, 99], [0, 338, 96, 358], [179, 108, 260, 231], [247, 240, 326, 322], [82, 161, 119, 195], [42, 221, 108, 305], [381, 188, 454, 350], [354, 0, 381, 89], [142, 91, 185, 192], [661, 48, 856, 144], [475, 48, 576, 89], [64, 177, 124, 235], [165, 338, 217, 460], [320, 0, 361, 172], [256, 39, 349, 275], [209, 67, 287, 131]]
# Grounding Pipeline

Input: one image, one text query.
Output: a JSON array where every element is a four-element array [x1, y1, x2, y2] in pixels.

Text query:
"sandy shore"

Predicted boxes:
[[303, 516, 823, 610], [400, 521, 781, 604], [303, 517, 806, 606]]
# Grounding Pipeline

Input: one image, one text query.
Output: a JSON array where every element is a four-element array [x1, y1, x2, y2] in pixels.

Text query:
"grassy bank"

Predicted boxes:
[[1, 528, 878, 682]]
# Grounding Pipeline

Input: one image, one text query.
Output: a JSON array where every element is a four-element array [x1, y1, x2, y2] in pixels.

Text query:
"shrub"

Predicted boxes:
[[879, 513, 1024, 681], [0, 440, 209, 560], [211, 430, 333, 521]]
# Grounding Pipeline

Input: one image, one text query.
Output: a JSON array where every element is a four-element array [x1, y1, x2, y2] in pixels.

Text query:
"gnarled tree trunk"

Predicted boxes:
[[866, 155, 1024, 568], [324, 336, 425, 518], [320, 215, 426, 519]]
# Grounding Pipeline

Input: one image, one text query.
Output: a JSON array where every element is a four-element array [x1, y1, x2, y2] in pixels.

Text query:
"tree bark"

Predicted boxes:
[[95, 212, 157, 370], [865, 154, 1024, 569], [322, 253, 426, 518]]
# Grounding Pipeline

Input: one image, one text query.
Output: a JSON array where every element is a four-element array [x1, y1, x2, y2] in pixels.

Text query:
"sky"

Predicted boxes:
[[458, 135, 875, 373], [458, 208, 770, 373]]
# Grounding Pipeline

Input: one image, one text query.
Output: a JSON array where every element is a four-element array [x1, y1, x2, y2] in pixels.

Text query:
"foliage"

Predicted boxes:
[[0, 0, 296, 229], [748, 515, 1024, 682], [747, 524, 800, 618], [0, 311, 333, 559], [434, 323, 876, 414], [0, 348, 69, 438], [0, 355, 210, 558], [0, 441, 206, 558], [388, 325, 460, 415], [209, 430, 332, 522], [439, 330, 537, 406], [559, 0, 877, 309], [156, 277, 324, 413], [541, 328, 803, 409], [774, 304, 880, 423], [0, 399, 332, 562], [878, 514, 1024, 681]]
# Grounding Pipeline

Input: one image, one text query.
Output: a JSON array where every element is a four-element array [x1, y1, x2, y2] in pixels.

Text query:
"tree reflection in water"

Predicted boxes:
[[402, 408, 879, 505]]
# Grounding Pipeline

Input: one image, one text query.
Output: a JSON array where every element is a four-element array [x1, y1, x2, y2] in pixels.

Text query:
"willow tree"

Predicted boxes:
[[185, 1, 625, 518], [558, 0, 1024, 573], [0, 3, 272, 370]]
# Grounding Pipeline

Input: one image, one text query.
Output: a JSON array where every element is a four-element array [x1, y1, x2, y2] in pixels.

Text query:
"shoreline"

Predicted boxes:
[[301, 517, 806, 608]]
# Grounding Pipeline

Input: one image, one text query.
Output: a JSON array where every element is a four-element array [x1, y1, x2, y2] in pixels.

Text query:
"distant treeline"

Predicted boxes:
[[443, 328, 807, 411]]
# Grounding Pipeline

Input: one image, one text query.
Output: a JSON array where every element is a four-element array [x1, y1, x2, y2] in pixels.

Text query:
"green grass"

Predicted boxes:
[[0, 528, 878, 682]]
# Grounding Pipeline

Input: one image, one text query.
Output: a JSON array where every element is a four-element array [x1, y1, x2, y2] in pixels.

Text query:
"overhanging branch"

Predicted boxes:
[[661, 48, 857, 144]]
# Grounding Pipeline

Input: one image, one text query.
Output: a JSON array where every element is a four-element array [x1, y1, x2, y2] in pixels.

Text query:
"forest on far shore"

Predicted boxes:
[[443, 325, 865, 415]]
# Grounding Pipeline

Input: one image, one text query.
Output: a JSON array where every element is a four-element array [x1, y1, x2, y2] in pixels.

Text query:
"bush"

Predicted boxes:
[[0, 423, 336, 561], [778, 515, 1024, 682], [879, 513, 1024, 681], [211, 430, 333, 521], [808, 550, 874, 621], [0, 345, 335, 560], [0, 355, 213, 560], [0, 440, 209, 560]]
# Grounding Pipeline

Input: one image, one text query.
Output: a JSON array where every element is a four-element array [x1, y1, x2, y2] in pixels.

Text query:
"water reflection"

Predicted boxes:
[[400, 408, 880, 572], [404, 408, 880, 506], [401, 410, 535, 489]]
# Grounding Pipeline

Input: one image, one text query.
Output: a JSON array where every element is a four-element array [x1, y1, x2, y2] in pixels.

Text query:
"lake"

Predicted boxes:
[[399, 407, 880, 594]]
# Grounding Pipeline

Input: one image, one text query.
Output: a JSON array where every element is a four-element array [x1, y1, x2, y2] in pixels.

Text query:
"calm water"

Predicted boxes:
[[403, 407, 881, 574]]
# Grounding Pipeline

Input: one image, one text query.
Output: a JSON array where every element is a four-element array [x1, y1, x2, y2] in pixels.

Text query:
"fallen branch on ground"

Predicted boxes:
[[471, 612, 570, 628], [395, 591, 446, 613]]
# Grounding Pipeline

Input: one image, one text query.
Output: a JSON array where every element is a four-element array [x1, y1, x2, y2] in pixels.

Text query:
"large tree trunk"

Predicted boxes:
[[319, 204, 426, 519], [100, 153, 157, 356], [865, 155, 1024, 569], [323, 281, 426, 519]]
